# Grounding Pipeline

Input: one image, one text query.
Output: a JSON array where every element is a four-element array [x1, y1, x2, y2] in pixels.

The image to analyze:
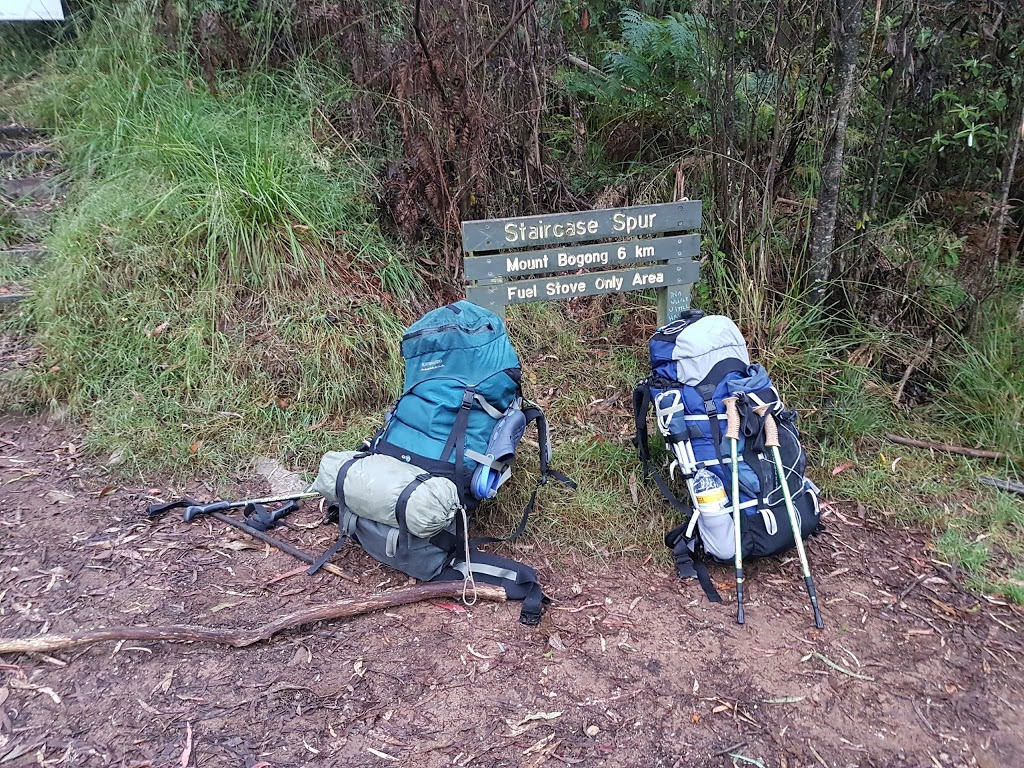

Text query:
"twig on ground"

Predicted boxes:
[[929, 563, 966, 595], [714, 740, 748, 756], [807, 743, 829, 768], [0, 583, 507, 655], [896, 573, 930, 603], [178, 722, 193, 768], [728, 754, 766, 768], [810, 652, 875, 682], [978, 476, 1024, 496], [912, 698, 937, 735], [884, 434, 1006, 461]]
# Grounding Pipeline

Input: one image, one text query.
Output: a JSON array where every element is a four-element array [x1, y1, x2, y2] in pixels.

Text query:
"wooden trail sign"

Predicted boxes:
[[461, 200, 701, 324]]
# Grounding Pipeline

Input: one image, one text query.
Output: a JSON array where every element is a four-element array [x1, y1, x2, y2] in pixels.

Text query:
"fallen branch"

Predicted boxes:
[[979, 476, 1024, 497], [885, 434, 1005, 461], [0, 583, 506, 655], [893, 338, 933, 406], [566, 53, 609, 80]]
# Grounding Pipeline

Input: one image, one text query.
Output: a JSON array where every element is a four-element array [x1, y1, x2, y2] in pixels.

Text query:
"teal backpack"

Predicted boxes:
[[310, 301, 573, 624]]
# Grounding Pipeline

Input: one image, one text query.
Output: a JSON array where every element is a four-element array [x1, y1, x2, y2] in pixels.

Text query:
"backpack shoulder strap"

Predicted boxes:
[[632, 379, 694, 518], [523, 402, 574, 488], [438, 387, 477, 506]]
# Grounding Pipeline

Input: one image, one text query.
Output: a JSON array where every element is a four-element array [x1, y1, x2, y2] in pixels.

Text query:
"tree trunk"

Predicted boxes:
[[994, 103, 1024, 271], [807, 0, 863, 305]]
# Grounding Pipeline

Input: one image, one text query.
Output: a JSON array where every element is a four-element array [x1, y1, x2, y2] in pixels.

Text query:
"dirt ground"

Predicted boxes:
[[0, 415, 1022, 768]]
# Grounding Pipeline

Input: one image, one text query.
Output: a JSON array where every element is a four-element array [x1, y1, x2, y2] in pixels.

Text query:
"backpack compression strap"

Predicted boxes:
[[307, 452, 368, 574], [664, 522, 723, 603]]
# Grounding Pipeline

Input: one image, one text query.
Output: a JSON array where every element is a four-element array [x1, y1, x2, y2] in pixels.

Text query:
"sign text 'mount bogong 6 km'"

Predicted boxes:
[[464, 234, 700, 281], [461, 200, 702, 324]]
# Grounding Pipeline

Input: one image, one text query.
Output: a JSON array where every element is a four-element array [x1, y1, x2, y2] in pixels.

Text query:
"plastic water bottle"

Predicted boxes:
[[691, 468, 735, 560], [692, 468, 727, 514]]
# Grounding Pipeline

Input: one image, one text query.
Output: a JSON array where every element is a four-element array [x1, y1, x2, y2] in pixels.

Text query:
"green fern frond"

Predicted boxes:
[[605, 51, 651, 86], [665, 15, 697, 59], [620, 8, 659, 51]]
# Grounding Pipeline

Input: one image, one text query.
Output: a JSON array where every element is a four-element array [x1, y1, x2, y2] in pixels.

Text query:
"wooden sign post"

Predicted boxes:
[[461, 201, 701, 324]]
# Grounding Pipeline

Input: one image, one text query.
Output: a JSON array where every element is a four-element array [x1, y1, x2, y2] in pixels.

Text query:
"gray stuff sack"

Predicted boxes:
[[336, 508, 455, 581], [310, 450, 460, 539]]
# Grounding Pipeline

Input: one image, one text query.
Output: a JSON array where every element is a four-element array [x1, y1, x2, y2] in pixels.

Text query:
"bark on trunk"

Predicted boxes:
[[808, 0, 863, 305], [994, 104, 1024, 270]]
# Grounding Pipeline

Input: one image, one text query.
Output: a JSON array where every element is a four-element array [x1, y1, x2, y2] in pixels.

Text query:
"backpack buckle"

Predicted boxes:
[[461, 390, 474, 410]]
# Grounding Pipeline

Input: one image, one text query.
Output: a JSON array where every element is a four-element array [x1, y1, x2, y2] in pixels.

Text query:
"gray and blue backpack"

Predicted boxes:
[[309, 301, 573, 624], [633, 310, 821, 601]]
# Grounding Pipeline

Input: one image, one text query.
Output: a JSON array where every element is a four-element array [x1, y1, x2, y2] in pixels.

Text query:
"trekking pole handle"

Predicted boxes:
[[723, 397, 741, 442], [762, 413, 780, 449], [752, 403, 780, 448], [183, 500, 234, 522]]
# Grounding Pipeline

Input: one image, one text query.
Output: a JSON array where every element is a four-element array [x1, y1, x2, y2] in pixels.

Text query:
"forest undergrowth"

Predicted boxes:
[[1, 0, 1022, 602]]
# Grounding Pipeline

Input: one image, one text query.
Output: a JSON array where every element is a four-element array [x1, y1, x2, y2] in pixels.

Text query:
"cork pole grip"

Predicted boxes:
[[763, 413, 780, 448], [752, 403, 781, 448], [723, 397, 741, 442]]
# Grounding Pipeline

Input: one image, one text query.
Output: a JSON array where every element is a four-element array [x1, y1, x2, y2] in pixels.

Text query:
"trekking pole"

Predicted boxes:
[[182, 491, 322, 522], [199, 510, 358, 583], [145, 497, 357, 583], [757, 406, 825, 629], [722, 396, 744, 625]]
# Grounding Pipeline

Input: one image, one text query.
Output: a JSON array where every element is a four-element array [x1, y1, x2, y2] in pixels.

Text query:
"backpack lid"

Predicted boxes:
[[651, 314, 750, 385], [401, 301, 521, 390]]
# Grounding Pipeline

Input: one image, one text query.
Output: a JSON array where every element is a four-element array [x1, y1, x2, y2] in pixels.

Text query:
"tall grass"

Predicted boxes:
[[14, 3, 417, 474], [926, 285, 1024, 461]]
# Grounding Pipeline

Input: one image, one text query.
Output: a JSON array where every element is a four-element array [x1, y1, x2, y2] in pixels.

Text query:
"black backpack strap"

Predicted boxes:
[[438, 550, 548, 625], [523, 403, 576, 488], [441, 388, 476, 506], [664, 522, 722, 602], [472, 404, 576, 548], [394, 472, 432, 552], [691, 539, 722, 603], [633, 381, 694, 517], [307, 453, 366, 575], [696, 382, 730, 468], [242, 499, 301, 532]]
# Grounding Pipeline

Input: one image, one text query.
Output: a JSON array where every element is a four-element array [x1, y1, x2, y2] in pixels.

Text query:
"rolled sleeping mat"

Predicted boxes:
[[311, 451, 459, 538]]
